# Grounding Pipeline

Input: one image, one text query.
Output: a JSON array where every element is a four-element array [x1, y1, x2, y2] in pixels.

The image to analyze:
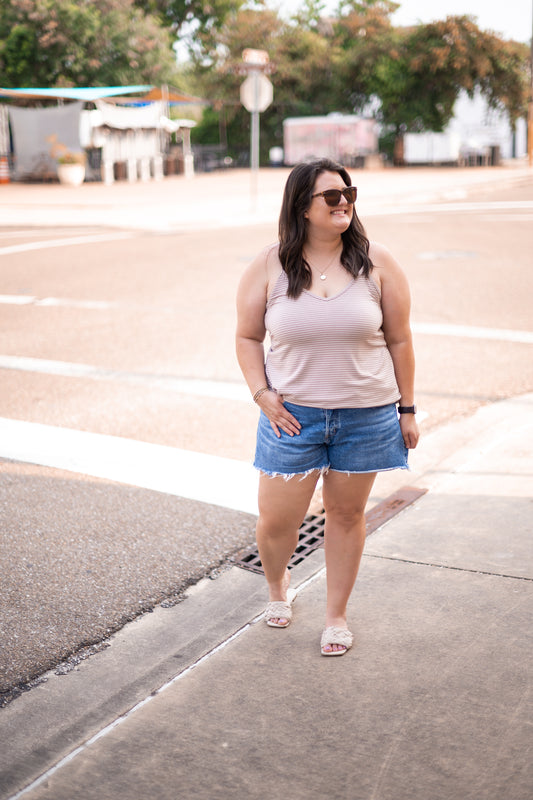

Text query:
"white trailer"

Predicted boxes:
[[283, 114, 378, 166], [403, 132, 462, 164]]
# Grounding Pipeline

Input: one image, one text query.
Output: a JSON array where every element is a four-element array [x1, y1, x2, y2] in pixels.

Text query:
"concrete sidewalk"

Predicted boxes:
[[1, 161, 531, 232], [1, 392, 532, 800]]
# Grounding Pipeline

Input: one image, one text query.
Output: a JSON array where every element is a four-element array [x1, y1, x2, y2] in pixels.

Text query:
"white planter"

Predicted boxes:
[[57, 163, 85, 186]]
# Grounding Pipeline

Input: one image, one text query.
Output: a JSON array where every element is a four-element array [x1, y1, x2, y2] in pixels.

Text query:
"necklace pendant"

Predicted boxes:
[[320, 274, 327, 280]]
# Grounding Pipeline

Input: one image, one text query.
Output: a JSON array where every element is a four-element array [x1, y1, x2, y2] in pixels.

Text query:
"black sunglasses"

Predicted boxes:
[[311, 186, 357, 206]]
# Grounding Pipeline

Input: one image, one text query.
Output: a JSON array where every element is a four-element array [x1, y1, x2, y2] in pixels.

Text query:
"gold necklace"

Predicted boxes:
[[305, 248, 341, 281]]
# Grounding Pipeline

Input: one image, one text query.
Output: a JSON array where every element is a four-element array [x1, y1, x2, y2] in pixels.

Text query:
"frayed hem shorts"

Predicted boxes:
[[254, 401, 408, 479]]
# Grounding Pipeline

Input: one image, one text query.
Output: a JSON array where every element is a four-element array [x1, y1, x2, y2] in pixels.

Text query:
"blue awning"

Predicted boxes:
[[0, 86, 154, 101]]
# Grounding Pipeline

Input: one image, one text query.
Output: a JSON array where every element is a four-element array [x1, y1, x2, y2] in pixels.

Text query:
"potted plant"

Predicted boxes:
[[56, 151, 86, 186], [47, 135, 87, 186]]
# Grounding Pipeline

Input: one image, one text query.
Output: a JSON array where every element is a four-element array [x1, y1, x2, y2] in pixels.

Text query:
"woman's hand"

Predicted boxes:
[[399, 414, 419, 449], [258, 391, 301, 439]]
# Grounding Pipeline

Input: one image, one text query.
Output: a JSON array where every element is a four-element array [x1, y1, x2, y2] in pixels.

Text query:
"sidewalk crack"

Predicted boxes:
[[363, 553, 533, 582]]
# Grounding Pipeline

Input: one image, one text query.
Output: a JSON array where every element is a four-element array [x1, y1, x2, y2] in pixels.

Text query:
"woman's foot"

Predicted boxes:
[[265, 569, 293, 627], [320, 625, 353, 656], [265, 600, 293, 628]]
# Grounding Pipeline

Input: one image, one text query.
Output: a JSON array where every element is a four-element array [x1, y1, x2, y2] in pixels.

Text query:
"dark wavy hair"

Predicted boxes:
[[278, 158, 373, 298]]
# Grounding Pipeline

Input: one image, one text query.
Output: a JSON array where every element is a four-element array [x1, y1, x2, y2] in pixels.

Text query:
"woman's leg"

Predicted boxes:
[[256, 471, 319, 623], [321, 470, 377, 652]]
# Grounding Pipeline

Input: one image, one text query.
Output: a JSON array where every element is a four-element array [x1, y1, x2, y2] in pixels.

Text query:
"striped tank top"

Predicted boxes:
[[264, 269, 400, 409]]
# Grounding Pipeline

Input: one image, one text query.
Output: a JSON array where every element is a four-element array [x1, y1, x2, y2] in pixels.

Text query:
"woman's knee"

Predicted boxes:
[[322, 471, 376, 525], [256, 512, 300, 540], [324, 503, 365, 531]]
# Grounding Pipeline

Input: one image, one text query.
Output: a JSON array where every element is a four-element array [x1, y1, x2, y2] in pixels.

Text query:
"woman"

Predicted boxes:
[[236, 158, 419, 656]]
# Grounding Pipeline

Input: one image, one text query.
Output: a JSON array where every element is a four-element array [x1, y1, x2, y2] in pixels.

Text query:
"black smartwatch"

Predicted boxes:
[[398, 405, 417, 414]]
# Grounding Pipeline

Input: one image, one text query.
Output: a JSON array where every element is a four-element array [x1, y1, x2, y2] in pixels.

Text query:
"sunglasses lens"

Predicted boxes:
[[320, 187, 357, 206], [344, 186, 357, 204], [323, 190, 342, 206]]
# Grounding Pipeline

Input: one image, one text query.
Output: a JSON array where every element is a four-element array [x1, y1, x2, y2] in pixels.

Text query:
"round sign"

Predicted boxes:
[[240, 74, 273, 113]]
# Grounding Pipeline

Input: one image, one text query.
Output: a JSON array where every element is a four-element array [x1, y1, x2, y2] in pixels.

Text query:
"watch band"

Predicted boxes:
[[398, 405, 417, 414]]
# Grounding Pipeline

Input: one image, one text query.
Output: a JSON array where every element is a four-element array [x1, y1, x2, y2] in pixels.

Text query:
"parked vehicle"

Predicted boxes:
[[283, 114, 379, 167]]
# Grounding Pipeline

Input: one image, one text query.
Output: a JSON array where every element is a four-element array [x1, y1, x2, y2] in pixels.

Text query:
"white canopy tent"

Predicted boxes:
[[0, 85, 200, 182]]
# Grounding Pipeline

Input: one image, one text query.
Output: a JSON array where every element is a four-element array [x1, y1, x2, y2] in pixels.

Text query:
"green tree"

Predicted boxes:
[[190, 6, 342, 160], [189, 7, 283, 160], [332, 0, 398, 112], [189, 3, 529, 164], [134, 0, 246, 34], [472, 34, 529, 129], [133, 0, 248, 63], [290, 0, 329, 28], [0, 0, 179, 87], [334, 10, 529, 156]]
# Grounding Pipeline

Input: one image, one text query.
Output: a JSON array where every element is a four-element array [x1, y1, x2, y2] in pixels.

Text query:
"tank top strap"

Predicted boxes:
[[267, 269, 289, 305]]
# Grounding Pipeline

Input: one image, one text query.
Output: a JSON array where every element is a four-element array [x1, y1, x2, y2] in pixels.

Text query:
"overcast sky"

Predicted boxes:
[[390, 0, 531, 43], [272, 0, 532, 44]]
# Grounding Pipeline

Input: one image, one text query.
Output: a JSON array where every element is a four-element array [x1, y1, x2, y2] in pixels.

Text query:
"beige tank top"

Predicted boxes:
[[264, 269, 400, 409]]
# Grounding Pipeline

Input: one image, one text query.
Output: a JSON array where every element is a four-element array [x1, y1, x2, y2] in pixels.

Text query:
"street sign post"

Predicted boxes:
[[239, 49, 273, 207], [240, 73, 273, 114], [240, 73, 273, 175]]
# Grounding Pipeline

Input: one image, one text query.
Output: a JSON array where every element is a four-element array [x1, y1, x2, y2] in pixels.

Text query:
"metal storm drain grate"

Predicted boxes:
[[235, 486, 427, 575], [236, 511, 326, 574]]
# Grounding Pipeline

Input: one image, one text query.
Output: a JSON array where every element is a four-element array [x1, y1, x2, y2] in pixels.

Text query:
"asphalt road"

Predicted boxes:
[[1, 165, 532, 698]]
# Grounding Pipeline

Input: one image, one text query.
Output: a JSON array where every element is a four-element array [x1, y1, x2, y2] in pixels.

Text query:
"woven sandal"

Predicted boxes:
[[265, 600, 293, 628], [320, 626, 353, 656]]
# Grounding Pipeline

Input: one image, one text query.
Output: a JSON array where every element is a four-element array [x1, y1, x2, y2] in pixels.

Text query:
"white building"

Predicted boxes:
[[404, 89, 527, 165]]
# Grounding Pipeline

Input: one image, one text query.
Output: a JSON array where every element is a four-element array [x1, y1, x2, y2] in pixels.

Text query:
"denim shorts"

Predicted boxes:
[[254, 401, 408, 478]]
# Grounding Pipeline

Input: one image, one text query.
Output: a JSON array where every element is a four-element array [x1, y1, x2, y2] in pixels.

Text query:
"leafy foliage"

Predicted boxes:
[[0, 0, 179, 87], [133, 0, 247, 35], [0, 0, 528, 163], [332, 0, 399, 113], [188, 2, 529, 161]]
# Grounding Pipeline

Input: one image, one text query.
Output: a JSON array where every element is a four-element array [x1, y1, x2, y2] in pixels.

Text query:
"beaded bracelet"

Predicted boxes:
[[252, 386, 270, 403]]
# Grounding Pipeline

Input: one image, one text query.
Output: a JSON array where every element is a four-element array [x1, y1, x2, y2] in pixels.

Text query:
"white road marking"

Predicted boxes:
[[36, 297, 118, 309], [1, 283, 533, 348], [1, 313, 532, 412], [0, 231, 136, 256], [0, 295, 120, 309], [477, 214, 533, 222], [0, 417, 259, 515], [0, 228, 105, 240], [417, 250, 477, 260], [411, 322, 533, 345], [0, 295, 36, 305], [0, 355, 251, 401], [365, 200, 533, 217]]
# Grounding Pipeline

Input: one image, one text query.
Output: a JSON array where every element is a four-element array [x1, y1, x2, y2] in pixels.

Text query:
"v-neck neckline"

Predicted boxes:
[[303, 278, 355, 301]]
